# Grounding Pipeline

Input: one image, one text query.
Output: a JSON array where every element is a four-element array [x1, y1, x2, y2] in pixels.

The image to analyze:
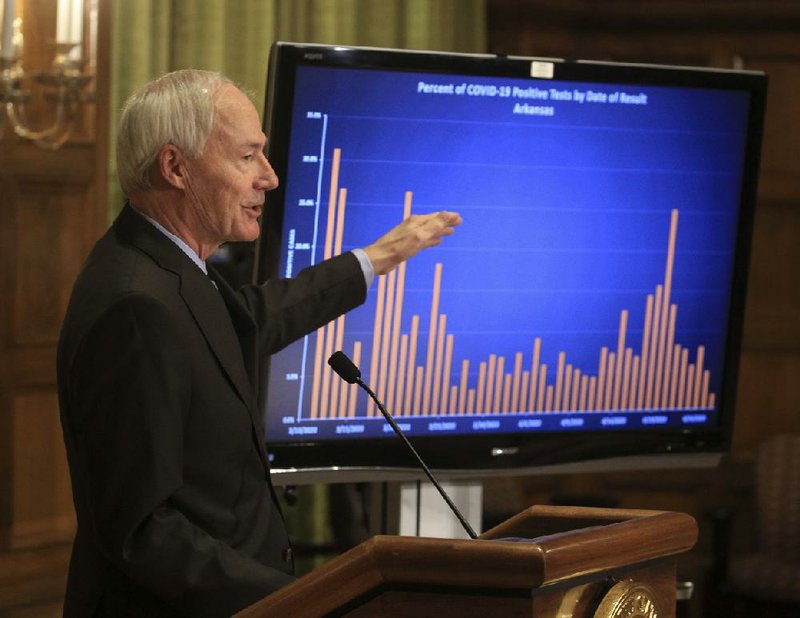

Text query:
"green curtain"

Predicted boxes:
[[108, 0, 486, 571], [108, 0, 486, 219]]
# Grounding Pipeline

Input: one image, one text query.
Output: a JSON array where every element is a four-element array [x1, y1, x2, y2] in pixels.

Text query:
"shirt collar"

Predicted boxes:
[[133, 208, 208, 276]]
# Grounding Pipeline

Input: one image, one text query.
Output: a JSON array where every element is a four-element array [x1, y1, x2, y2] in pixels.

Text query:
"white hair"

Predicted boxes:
[[116, 69, 234, 196]]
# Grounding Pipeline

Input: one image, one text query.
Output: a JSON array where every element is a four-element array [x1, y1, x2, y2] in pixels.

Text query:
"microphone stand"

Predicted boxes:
[[354, 376, 478, 540]]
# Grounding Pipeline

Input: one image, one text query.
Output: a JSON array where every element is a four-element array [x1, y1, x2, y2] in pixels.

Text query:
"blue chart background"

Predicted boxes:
[[264, 64, 751, 440]]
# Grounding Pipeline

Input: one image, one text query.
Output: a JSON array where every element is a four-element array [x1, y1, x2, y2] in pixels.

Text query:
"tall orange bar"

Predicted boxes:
[[377, 268, 397, 409], [613, 310, 628, 409], [422, 264, 443, 414], [654, 210, 679, 409], [367, 275, 387, 417]]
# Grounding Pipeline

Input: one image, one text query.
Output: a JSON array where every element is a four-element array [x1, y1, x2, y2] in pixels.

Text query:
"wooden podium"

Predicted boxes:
[[235, 505, 697, 618]]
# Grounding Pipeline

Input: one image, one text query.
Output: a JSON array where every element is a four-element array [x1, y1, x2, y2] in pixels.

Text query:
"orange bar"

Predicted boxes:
[[330, 314, 347, 418], [563, 365, 573, 411], [677, 348, 689, 408], [654, 210, 679, 409], [604, 353, 615, 411], [554, 352, 566, 412], [669, 344, 681, 408], [579, 375, 589, 411], [502, 374, 513, 413], [423, 264, 443, 414], [413, 366, 424, 414], [386, 260, 406, 413], [661, 305, 677, 408], [378, 269, 397, 409], [645, 285, 664, 409], [512, 352, 523, 413], [320, 320, 338, 419], [708, 392, 716, 409], [346, 342, 362, 417], [476, 361, 487, 414], [620, 348, 633, 411], [596, 347, 608, 411], [467, 390, 476, 415], [693, 346, 705, 408], [449, 386, 459, 414], [536, 364, 547, 412], [441, 334, 454, 414], [613, 310, 628, 410], [520, 371, 530, 413], [333, 188, 347, 256], [588, 376, 597, 411], [638, 294, 654, 409], [528, 338, 542, 412], [545, 385, 554, 412], [701, 370, 711, 408], [459, 359, 470, 414], [405, 315, 420, 416], [485, 354, 497, 413], [493, 356, 506, 412], [685, 364, 696, 409], [431, 314, 447, 414], [323, 148, 342, 261], [368, 275, 387, 417], [629, 356, 640, 410], [395, 334, 409, 415], [309, 326, 326, 419]]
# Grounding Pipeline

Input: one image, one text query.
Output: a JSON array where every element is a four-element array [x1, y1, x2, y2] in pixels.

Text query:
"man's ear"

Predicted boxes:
[[156, 144, 188, 190]]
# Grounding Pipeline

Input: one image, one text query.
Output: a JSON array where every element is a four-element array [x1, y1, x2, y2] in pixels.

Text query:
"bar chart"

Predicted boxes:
[[306, 148, 714, 421]]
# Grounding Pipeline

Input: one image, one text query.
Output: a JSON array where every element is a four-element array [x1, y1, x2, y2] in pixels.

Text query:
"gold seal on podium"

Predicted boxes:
[[593, 580, 661, 618]]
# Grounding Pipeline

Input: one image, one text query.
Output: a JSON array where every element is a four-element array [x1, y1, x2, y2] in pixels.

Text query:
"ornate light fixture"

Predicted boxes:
[[0, 0, 96, 149]]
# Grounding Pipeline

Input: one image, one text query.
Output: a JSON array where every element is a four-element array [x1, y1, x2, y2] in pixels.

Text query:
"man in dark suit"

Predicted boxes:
[[57, 69, 461, 617]]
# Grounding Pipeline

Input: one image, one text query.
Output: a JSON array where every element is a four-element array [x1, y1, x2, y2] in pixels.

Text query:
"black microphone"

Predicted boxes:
[[327, 351, 478, 540]]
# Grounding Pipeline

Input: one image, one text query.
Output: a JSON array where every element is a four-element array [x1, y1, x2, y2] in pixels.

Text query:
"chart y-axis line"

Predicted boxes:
[[296, 114, 329, 420]]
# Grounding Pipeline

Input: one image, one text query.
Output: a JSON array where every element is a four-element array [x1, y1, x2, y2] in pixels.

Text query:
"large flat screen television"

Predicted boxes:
[[255, 42, 767, 482]]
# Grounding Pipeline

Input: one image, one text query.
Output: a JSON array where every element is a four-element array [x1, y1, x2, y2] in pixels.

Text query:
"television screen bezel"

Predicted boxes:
[[256, 42, 767, 481]]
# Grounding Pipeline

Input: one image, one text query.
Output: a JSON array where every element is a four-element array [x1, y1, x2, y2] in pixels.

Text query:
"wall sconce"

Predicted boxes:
[[0, 0, 96, 149]]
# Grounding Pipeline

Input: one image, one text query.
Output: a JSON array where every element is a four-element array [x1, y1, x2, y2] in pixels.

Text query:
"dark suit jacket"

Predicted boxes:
[[57, 205, 366, 617]]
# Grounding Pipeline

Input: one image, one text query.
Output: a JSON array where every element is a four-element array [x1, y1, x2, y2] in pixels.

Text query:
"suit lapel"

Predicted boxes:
[[179, 274, 255, 409], [114, 205, 270, 471]]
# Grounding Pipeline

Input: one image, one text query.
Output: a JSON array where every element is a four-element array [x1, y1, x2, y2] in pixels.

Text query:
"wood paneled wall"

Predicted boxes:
[[0, 0, 110, 613]]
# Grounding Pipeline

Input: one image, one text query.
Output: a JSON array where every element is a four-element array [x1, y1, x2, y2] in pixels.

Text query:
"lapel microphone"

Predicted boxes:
[[327, 351, 478, 540]]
